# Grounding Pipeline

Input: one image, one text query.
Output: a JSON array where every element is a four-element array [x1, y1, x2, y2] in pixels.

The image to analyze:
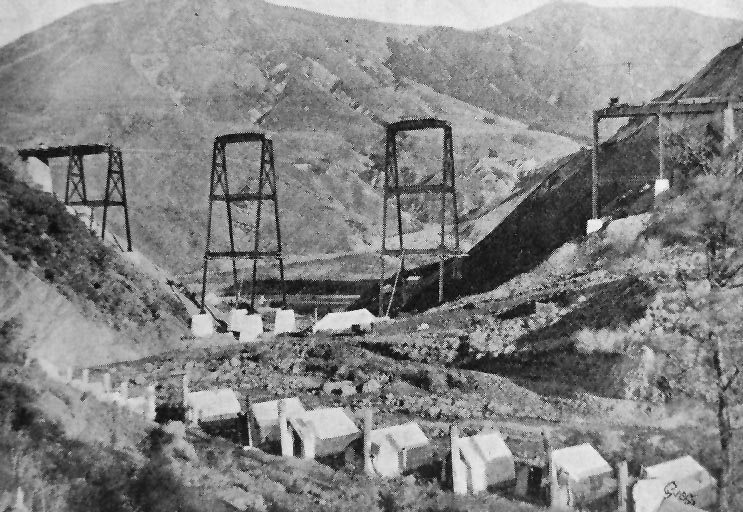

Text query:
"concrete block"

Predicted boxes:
[[228, 309, 248, 332], [274, 309, 296, 334], [191, 313, 214, 338], [239, 314, 264, 343], [654, 179, 670, 197], [586, 218, 604, 234]]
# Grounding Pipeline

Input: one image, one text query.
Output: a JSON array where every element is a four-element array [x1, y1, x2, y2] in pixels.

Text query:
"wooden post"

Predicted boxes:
[[119, 381, 129, 400], [278, 399, 292, 457], [450, 424, 466, 495], [724, 102, 736, 151], [363, 408, 374, 476], [617, 460, 628, 512], [592, 113, 600, 220], [145, 385, 156, 422], [66, 366, 73, 383], [81, 368, 89, 386], [658, 114, 665, 180], [543, 431, 559, 509], [103, 372, 112, 393]]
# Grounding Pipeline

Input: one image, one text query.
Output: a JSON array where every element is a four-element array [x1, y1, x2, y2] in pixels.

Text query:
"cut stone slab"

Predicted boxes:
[[227, 309, 248, 332], [457, 431, 515, 493], [185, 388, 241, 422], [288, 407, 360, 458], [370, 422, 430, 478], [239, 314, 264, 343], [274, 309, 296, 334], [313, 309, 377, 333], [191, 313, 214, 338], [250, 397, 305, 442]]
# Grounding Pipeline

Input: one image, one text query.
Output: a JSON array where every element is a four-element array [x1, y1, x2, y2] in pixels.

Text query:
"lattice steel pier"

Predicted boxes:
[[379, 118, 463, 316], [200, 133, 286, 312], [18, 143, 133, 251]]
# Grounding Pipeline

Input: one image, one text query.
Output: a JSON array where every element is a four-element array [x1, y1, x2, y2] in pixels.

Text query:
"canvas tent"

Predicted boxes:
[[633, 456, 717, 512], [313, 309, 377, 333], [369, 422, 430, 478], [552, 443, 615, 506], [457, 431, 516, 493], [287, 407, 360, 458], [250, 397, 305, 442], [185, 388, 241, 423]]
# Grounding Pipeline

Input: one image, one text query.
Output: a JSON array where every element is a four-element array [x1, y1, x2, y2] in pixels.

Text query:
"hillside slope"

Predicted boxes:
[[2, 1, 741, 277], [0, 150, 197, 366], [375, 37, 743, 312]]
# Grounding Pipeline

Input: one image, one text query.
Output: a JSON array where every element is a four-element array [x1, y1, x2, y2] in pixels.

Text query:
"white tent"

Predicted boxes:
[[553, 443, 612, 484], [634, 456, 717, 512], [250, 397, 305, 442], [369, 422, 430, 478], [186, 388, 241, 422], [288, 407, 360, 458], [552, 443, 614, 505], [458, 431, 516, 493], [313, 309, 377, 333]]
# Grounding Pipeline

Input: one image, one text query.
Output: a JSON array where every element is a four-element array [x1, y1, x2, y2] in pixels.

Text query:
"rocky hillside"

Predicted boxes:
[[0, 149, 199, 366], [386, 3, 743, 139], [381, 36, 743, 312], [1, 0, 740, 275]]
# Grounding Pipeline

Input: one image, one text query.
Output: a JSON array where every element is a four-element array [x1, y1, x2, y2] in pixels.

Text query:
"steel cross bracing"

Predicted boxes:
[[200, 133, 286, 312], [591, 97, 742, 220], [17, 144, 133, 251], [379, 118, 463, 316]]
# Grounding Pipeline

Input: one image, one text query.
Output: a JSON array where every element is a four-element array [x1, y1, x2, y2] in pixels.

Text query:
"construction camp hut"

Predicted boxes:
[[287, 407, 360, 459], [457, 431, 516, 493], [552, 443, 615, 506], [369, 422, 430, 477], [185, 388, 241, 423], [250, 397, 305, 442], [633, 456, 717, 512], [313, 309, 377, 333]]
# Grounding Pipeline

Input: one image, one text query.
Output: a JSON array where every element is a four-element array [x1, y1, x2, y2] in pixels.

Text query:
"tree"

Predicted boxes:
[[640, 158, 743, 510]]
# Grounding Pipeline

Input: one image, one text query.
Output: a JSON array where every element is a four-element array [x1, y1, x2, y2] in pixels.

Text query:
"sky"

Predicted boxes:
[[1, 0, 742, 46]]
